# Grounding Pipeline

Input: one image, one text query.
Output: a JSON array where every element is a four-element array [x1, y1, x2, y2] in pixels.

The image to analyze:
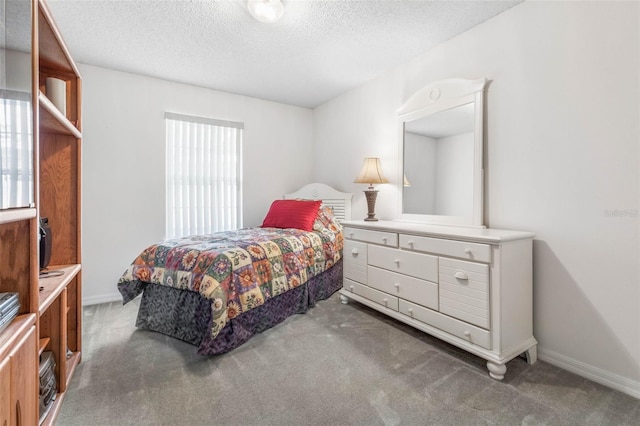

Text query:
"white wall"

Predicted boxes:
[[5, 50, 31, 92], [80, 65, 314, 305], [313, 0, 640, 396]]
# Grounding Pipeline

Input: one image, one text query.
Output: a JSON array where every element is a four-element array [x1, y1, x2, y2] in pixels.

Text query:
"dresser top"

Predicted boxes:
[[341, 220, 535, 244]]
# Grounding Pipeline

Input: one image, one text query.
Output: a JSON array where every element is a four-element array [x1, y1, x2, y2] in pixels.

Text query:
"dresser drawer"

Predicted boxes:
[[343, 279, 399, 311], [399, 299, 491, 349], [368, 266, 438, 311], [399, 234, 491, 263], [368, 244, 438, 282], [344, 227, 398, 247], [344, 240, 367, 284], [439, 257, 490, 329]]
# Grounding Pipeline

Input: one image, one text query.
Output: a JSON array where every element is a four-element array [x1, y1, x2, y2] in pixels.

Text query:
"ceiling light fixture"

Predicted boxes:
[[247, 0, 284, 24]]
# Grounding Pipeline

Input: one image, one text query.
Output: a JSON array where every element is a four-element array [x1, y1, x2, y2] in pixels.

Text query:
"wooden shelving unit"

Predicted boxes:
[[0, 1, 82, 424], [37, 1, 83, 424]]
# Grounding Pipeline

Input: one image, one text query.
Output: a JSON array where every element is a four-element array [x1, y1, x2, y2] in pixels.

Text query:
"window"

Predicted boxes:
[[165, 113, 243, 239], [0, 90, 34, 209]]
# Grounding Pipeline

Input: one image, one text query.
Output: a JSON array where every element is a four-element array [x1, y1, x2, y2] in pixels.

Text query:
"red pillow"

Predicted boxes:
[[261, 199, 322, 231]]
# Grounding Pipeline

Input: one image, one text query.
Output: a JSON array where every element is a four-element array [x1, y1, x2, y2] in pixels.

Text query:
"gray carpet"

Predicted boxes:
[[57, 293, 639, 425]]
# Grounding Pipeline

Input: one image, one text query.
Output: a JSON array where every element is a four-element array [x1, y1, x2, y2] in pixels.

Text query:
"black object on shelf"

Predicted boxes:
[[39, 217, 52, 270]]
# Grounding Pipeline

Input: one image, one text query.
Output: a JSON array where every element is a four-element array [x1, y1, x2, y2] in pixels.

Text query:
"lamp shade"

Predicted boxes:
[[354, 158, 389, 185]]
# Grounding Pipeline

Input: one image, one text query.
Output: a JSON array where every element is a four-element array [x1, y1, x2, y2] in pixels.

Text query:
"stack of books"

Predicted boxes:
[[39, 351, 57, 424], [0, 292, 20, 334]]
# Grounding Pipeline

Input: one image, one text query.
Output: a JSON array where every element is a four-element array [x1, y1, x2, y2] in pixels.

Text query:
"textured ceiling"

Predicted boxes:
[[46, 0, 522, 108]]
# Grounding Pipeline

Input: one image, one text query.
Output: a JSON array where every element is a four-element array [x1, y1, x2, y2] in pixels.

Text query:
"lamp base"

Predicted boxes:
[[363, 189, 379, 222]]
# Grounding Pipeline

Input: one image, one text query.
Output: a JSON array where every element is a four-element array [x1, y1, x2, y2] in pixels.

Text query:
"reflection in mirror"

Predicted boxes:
[[397, 78, 486, 228], [403, 102, 475, 216], [1, 0, 34, 209]]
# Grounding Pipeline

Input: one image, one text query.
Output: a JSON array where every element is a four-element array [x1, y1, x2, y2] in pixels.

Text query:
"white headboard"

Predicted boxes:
[[283, 183, 353, 222]]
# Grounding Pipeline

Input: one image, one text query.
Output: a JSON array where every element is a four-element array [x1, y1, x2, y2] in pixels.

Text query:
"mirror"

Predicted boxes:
[[397, 78, 486, 228], [1, 0, 35, 210]]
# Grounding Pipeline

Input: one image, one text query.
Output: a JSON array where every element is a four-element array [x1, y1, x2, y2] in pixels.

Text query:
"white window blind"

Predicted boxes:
[[0, 90, 34, 209], [165, 112, 243, 239]]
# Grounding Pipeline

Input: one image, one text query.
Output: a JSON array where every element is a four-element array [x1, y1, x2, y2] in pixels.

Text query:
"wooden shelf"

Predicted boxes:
[[38, 337, 51, 356], [38, 264, 81, 314], [0, 314, 36, 358], [65, 351, 81, 386], [39, 91, 82, 137], [40, 391, 66, 426], [0, 208, 36, 225], [37, 0, 80, 76]]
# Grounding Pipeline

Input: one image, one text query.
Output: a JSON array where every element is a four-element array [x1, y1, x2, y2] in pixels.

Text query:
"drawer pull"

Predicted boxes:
[[393, 283, 400, 290], [349, 285, 354, 291], [407, 240, 414, 247], [382, 237, 388, 244], [349, 232, 354, 238], [407, 308, 414, 315], [351, 248, 359, 255], [454, 271, 469, 280], [464, 248, 472, 255], [383, 298, 388, 305], [464, 330, 471, 338], [394, 259, 400, 266]]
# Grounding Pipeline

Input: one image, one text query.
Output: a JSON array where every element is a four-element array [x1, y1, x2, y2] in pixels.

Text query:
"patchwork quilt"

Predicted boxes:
[[117, 224, 343, 340]]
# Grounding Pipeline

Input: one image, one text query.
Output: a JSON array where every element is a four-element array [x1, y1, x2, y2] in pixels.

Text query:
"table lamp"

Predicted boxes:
[[354, 157, 389, 221]]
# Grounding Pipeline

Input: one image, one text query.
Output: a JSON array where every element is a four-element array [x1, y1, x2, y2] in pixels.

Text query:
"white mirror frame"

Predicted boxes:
[[397, 78, 487, 228]]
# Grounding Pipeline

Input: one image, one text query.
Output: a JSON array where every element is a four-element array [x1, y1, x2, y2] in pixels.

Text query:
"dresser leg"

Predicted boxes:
[[525, 345, 538, 365], [487, 361, 507, 380], [339, 294, 350, 304]]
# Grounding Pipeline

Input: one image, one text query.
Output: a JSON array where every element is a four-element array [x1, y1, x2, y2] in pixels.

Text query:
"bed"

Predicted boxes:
[[117, 183, 352, 355]]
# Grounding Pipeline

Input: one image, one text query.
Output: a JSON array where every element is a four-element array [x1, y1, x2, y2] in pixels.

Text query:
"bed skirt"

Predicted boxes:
[[130, 260, 343, 355]]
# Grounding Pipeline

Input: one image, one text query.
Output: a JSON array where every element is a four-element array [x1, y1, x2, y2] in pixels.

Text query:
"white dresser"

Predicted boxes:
[[340, 220, 537, 380]]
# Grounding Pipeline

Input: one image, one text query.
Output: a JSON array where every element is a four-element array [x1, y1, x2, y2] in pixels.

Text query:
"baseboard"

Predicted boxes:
[[82, 292, 122, 306], [538, 347, 640, 399]]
